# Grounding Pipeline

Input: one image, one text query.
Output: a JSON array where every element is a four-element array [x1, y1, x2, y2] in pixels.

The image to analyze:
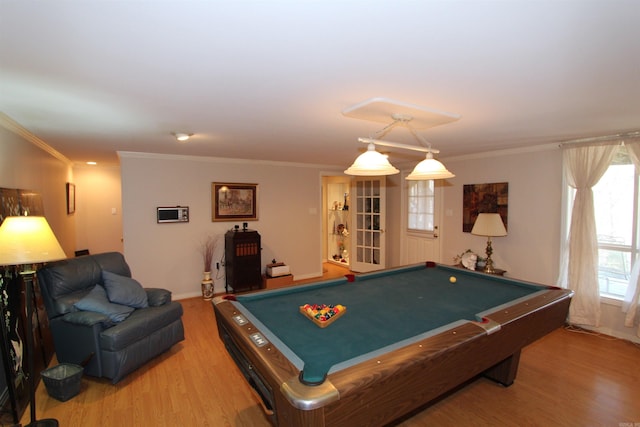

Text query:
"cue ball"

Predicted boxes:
[[449, 276, 457, 283]]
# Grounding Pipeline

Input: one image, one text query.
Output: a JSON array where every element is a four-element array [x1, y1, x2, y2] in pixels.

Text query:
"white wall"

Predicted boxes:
[[385, 173, 403, 268], [440, 145, 563, 285], [119, 152, 343, 298], [73, 164, 123, 254]]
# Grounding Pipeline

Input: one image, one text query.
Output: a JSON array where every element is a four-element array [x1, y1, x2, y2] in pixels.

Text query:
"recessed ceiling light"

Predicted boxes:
[[86, 161, 97, 165], [172, 132, 193, 142]]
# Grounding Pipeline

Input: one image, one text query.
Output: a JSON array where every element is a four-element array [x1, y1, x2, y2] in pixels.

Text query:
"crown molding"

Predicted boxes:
[[442, 142, 560, 162], [0, 112, 72, 166], [116, 151, 341, 171]]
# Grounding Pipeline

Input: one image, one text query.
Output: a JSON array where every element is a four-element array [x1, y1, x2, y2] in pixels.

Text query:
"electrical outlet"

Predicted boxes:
[[216, 262, 220, 270]]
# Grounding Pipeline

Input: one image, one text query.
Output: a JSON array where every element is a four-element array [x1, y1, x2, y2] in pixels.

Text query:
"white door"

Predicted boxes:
[[350, 177, 387, 272], [404, 228, 441, 264], [401, 178, 443, 265]]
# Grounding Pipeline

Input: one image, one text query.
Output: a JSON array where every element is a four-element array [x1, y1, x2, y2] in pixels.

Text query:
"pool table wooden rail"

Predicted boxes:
[[213, 299, 300, 420], [213, 285, 573, 427]]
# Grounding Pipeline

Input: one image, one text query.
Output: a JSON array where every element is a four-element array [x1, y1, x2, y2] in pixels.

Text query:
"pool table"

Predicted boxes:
[[213, 263, 572, 427]]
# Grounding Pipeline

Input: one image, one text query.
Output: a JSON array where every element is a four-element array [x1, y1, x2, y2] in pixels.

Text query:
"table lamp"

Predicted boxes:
[[0, 216, 66, 427], [471, 213, 507, 274]]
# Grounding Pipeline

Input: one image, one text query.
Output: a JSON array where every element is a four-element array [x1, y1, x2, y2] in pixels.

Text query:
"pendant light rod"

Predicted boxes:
[[357, 137, 440, 154]]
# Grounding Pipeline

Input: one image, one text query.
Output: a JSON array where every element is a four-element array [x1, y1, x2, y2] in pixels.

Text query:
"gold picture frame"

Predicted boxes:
[[212, 182, 258, 222]]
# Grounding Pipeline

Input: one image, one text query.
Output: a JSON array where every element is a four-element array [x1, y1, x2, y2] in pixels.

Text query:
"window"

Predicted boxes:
[[407, 180, 435, 232], [592, 146, 638, 298]]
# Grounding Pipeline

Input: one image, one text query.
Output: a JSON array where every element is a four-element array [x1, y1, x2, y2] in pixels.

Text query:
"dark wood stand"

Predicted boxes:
[[224, 229, 262, 293], [454, 263, 506, 276], [0, 269, 54, 426], [476, 266, 506, 276]]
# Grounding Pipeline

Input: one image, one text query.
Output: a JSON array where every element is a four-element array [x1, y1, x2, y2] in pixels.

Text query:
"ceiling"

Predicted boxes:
[[1, 1, 639, 168]]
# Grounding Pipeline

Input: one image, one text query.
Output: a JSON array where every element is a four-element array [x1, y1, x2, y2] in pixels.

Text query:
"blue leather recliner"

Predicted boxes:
[[37, 252, 184, 383]]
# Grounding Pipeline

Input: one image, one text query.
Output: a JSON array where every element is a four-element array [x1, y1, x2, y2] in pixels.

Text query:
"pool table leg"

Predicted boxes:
[[483, 350, 521, 386]]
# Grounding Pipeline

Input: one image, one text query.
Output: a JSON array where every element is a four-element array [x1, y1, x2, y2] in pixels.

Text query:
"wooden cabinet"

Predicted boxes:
[[224, 229, 262, 293], [0, 269, 54, 425]]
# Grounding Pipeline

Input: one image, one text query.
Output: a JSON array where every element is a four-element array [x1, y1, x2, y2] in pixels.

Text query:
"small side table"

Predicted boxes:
[[454, 263, 506, 276], [475, 266, 506, 276]]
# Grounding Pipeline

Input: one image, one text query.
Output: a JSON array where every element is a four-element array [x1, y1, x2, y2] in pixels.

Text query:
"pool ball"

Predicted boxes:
[[449, 276, 457, 283]]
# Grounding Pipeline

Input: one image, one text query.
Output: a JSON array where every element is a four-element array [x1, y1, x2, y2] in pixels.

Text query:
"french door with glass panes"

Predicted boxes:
[[351, 177, 387, 272]]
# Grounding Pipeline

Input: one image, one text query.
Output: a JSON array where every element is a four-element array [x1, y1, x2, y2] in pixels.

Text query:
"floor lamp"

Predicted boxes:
[[0, 216, 66, 427]]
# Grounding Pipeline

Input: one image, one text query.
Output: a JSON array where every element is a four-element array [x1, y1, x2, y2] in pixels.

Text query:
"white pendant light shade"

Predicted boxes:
[[344, 143, 400, 176], [406, 152, 455, 180]]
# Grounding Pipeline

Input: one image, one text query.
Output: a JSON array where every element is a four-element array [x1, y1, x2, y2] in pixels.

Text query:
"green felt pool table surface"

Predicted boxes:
[[235, 264, 544, 384]]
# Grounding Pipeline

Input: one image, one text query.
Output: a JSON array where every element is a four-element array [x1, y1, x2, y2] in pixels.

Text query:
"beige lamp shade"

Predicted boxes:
[[471, 213, 507, 237], [406, 152, 455, 180], [0, 216, 67, 265], [344, 143, 400, 176]]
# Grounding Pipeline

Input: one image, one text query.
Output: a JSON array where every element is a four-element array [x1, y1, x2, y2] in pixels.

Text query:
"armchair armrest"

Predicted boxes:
[[63, 311, 111, 327], [50, 315, 105, 377], [145, 288, 172, 306]]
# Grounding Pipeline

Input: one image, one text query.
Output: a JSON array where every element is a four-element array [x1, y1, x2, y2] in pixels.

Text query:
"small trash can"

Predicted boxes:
[[41, 363, 84, 402]]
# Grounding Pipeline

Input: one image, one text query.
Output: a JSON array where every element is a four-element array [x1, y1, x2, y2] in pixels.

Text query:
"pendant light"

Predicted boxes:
[[406, 151, 455, 180], [344, 143, 399, 176]]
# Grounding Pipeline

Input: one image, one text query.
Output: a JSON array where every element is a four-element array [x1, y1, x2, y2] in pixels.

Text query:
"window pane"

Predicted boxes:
[[598, 249, 631, 297], [409, 199, 418, 213], [407, 180, 434, 232], [417, 197, 427, 213], [593, 163, 634, 246]]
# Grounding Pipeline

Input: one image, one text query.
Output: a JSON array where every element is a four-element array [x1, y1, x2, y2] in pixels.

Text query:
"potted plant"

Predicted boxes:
[[199, 235, 219, 299]]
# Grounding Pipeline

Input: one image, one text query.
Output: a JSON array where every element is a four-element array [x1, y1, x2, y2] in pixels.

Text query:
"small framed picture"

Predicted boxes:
[[66, 182, 75, 215], [212, 182, 258, 222]]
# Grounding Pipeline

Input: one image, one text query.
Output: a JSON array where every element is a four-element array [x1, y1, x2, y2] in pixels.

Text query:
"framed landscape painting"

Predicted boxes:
[[212, 182, 258, 222]]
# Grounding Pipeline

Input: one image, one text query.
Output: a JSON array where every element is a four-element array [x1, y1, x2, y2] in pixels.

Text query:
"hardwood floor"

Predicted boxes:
[[24, 266, 640, 427], [294, 261, 352, 284]]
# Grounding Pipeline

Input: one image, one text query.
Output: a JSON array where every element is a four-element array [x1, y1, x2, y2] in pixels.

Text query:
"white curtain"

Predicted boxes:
[[623, 140, 640, 336], [561, 143, 618, 326]]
